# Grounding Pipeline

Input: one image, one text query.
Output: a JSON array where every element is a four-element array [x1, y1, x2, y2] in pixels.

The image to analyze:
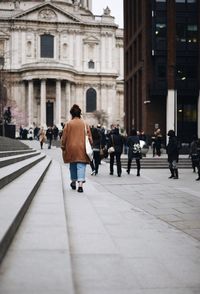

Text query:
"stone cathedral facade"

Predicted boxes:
[[0, 0, 124, 130]]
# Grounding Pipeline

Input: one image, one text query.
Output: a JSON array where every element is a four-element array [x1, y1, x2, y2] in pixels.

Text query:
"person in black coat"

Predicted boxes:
[[107, 127, 124, 177], [166, 129, 179, 179], [189, 135, 199, 173], [90, 127, 101, 175], [46, 126, 53, 149], [126, 128, 142, 176]]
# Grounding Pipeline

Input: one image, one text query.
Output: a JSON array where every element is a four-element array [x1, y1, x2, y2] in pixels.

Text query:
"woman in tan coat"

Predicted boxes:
[[61, 104, 93, 192], [38, 127, 46, 149]]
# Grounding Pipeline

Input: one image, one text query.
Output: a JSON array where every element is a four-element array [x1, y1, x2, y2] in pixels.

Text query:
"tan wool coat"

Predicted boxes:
[[61, 118, 92, 164]]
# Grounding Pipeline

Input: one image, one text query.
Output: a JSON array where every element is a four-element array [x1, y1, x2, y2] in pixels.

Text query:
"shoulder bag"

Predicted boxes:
[[85, 124, 93, 161]]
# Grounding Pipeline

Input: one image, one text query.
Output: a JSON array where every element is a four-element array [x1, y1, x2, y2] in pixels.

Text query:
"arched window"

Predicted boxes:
[[40, 34, 54, 58], [27, 41, 32, 57], [63, 43, 68, 58], [86, 88, 96, 112], [88, 59, 95, 69]]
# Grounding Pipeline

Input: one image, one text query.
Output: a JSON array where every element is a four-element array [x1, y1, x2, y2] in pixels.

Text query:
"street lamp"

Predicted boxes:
[[0, 56, 5, 136]]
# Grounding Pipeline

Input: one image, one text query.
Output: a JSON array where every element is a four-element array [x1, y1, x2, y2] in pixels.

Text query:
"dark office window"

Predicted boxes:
[[40, 34, 54, 58], [187, 25, 197, 43], [176, 23, 187, 43], [157, 64, 166, 78], [155, 23, 166, 37], [176, 58, 197, 79], [86, 88, 96, 112]]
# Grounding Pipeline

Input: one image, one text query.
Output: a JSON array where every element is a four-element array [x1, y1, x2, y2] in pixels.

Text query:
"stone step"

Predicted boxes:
[[105, 157, 192, 169], [0, 160, 75, 293], [0, 150, 40, 168], [0, 137, 30, 151], [0, 153, 46, 189], [0, 156, 52, 264], [0, 149, 36, 158]]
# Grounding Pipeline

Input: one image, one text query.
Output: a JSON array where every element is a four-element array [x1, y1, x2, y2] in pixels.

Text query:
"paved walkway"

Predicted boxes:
[[1, 140, 200, 294]]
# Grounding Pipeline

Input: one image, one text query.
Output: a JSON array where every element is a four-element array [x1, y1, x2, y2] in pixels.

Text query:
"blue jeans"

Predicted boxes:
[[69, 163, 86, 182]]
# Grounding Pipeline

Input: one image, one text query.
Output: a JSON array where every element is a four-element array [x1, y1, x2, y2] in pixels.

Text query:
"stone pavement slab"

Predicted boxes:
[[1, 140, 199, 294], [61, 160, 200, 294]]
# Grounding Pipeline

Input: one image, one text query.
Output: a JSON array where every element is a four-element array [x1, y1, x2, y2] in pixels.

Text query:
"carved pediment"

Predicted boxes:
[[13, 3, 81, 23], [83, 35, 100, 45]]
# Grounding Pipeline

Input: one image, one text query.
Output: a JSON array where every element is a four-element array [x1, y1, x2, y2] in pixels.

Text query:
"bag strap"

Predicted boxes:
[[84, 123, 87, 135]]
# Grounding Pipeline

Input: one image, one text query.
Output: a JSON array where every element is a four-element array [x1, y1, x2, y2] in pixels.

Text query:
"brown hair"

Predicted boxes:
[[70, 104, 81, 118]]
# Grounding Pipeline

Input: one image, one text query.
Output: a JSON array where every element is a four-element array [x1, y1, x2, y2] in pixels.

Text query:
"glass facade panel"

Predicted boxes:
[[176, 23, 186, 42], [155, 23, 166, 37], [187, 25, 197, 43]]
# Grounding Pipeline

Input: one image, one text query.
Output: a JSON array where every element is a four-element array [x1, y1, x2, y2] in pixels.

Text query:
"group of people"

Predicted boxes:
[[60, 104, 200, 193]]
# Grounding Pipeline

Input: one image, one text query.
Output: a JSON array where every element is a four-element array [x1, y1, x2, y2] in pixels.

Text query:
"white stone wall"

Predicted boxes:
[[0, 0, 124, 130]]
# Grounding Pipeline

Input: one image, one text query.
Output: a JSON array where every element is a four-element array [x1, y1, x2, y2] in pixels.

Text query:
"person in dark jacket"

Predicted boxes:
[[194, 138, 200, 181], [46, 126, 53, 149], [126, 128, 142, 176], [189, 135, 199, 173], [90, 127, 101, 175], [166, 129, 179, 179], [107, 127, 124, 177]]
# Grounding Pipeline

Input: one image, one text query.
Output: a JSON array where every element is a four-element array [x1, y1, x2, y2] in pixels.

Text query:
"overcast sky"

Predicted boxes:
[[92, 0, 123, 28]]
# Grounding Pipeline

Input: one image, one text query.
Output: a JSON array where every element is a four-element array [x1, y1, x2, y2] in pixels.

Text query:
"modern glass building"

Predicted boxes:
[[124, 0, 200, 143]]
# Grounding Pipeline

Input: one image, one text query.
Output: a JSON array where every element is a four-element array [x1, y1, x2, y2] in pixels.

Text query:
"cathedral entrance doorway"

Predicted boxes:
[[46, 100, 54, 127]]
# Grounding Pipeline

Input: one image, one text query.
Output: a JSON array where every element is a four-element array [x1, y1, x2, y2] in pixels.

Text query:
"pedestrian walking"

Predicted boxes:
[[166, 130, 180, 179], [107, 127, 124, 177], [53, 125, 59, 140], [61, 104, 93, 193], [154, 128, 162, 157], [90, 127, 101, 175], [46, 126, 53, 149], [38, 127, 46, 149], [126, 128, 142, 176], [194, 138, 200, 181], [189, 135, 199, 173]]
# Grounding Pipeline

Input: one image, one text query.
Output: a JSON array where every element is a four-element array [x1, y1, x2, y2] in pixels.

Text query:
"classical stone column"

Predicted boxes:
[[101, 34, 106, 71], [82, 0, 87, 8], [120, 46, 124, 77], [65, 81, 71, 121], [107, 85, 116, 127], [166, 89, 177, 142], [88, 0, 92, 11], [71, 83, 76, 105], [40, 79, 46, 127], [56, 80, 61, 127], [75, 33, 82, 70], [108, 34, 113, 70], [28, 80, 33, 127]]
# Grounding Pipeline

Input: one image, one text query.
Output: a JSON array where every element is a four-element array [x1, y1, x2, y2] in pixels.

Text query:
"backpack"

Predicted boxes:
[[132, 143, 141, 154]]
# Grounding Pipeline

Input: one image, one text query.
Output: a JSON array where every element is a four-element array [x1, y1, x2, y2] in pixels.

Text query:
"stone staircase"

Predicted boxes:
[[0, 136, 51, 263], [105, 156, 192, 169], [0, 137, 74, 294], [0, 136, 30, 151]]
